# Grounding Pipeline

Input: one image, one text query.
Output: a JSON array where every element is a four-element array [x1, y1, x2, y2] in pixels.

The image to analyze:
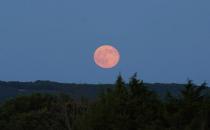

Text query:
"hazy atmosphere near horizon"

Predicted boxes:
[[0, 0, 210, 84]]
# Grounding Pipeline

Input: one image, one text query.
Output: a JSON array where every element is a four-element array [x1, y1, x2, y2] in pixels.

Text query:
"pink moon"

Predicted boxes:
[[94, 45, 120, 69]]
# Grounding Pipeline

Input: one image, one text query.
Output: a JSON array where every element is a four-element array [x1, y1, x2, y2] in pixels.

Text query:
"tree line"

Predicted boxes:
[[0, 74, 209, 130]]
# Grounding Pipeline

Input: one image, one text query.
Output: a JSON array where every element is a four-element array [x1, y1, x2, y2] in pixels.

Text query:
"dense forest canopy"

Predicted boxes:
[[0, 75, 209, 130], [0, 80, 202, 101]]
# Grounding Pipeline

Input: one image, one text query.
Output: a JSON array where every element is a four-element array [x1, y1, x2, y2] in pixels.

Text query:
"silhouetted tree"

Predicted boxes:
[[1, 76, 210, 130]]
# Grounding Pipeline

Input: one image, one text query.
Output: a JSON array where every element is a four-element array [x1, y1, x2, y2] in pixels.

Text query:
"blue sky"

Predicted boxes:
[[0, 0, 209, 84]]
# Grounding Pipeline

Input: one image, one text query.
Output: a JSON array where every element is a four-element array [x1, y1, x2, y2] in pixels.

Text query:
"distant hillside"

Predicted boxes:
[[0, 80, 207, 101]]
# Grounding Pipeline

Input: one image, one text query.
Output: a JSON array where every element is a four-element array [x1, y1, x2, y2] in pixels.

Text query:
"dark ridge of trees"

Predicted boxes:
[[0, 74, 210, 130]]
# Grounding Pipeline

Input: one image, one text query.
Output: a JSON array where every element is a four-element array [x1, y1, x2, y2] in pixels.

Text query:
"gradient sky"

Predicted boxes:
[[0, 0, 209, 84]]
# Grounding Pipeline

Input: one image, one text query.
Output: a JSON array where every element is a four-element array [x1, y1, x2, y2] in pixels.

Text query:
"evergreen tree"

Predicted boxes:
[[127, 73, 163, 130], [181, 80, 206, 103], [114, 74, 127, 97], [129, 73, 144, 97]]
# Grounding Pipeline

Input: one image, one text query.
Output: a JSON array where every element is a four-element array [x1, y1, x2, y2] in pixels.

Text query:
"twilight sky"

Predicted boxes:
[[0, 0, 209, 84]]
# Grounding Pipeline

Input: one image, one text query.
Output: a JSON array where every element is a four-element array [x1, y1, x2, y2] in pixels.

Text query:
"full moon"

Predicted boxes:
[[94, 45, 120, 69]]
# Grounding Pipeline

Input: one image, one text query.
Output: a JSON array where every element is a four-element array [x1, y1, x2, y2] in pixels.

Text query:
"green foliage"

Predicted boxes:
[[163, 80, 209, 130], [75, 74, 163, 130], [0, 93, 86, 130], [0, 76, 210, 130]]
